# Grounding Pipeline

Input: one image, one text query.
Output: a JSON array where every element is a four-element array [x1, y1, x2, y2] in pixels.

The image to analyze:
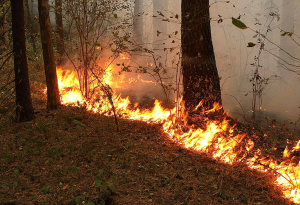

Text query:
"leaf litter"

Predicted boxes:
[[0, 105, 294, 204]]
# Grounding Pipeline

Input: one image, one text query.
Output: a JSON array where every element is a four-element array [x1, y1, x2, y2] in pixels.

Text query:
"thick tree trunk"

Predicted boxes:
[[181, 0, 222, 112], [55, 0, 64, 65], [11, 0, 35, 122], [38, 0, 61, 109]]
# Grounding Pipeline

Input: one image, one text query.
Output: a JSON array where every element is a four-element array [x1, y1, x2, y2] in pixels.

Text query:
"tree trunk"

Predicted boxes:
[[181, 0, 222, 112], [82, 0, 88, 99], [38, 0, 61, 109], [133, 0, 143, 45], [279, 0, 295, 71], [11, 0, 35, 122], [55, 0, 64, 65], [25, 0, 37, 52], [153, 0, 168, 51], [1, 3, 9, 52]]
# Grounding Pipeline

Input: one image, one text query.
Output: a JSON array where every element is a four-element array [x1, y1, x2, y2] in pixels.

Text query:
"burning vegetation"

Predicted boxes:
[[51, 55, 300, 204], [1, 0, 300, 204]]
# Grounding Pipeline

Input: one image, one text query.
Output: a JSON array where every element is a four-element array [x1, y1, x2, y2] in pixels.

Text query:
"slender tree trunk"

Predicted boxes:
[[25, 0, 37, 52], [153, 0, 168, 51], [38, 0, 61, 109], [181, 0, 222, 112], [133, 0, 143, 45], [82, 0, 90, 99], [55, 0, 64, 65], [11, 0, 35, 122], [279, 0, 295, 72], [1, 4, 9, 52]]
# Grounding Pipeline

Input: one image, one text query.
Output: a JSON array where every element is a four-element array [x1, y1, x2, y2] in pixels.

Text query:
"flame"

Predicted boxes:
[[119, 52, 130, 60], [283, 146, 291, 159], [51, 65, 300, 204], [147, 62, 154, 67], [293, 141, 300, 151], [56, 67, 84, 104]]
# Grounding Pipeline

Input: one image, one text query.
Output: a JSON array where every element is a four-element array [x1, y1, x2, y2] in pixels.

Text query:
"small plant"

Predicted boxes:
[[74, 195, 84, 204], [0, 184, 8, 189], [94, 169, 115, 193], [13, 169, 20, 177], [40, 184, 50, 194], [13, 181, 18, 190]]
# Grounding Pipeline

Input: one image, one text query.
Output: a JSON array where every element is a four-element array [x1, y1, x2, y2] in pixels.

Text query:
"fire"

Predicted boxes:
[[147, 62, 154, 67], [119, 52, 130, 60], [56, 66, 84, 104], [52, 65, 300, 204], [283, 146, 291, 159], [293, 141, 300, 151]]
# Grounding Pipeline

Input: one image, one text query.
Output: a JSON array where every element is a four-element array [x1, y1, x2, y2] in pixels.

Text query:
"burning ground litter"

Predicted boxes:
[[1, 62, 300, 204], [44, 63, 300, 203], [0, 106, 292, 204]]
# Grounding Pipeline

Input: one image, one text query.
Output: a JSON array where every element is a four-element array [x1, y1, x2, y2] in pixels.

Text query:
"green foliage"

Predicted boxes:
[[95, 179, 106, 189], [94, 169, 115, 193], [74, 195, 84, 204], [232, 18, 247, 29], [0, 184, 8, 189], [13, 181, 18, 190], [98, 169, 104, 177], [108, 183, 114, 192], [73, 119, 87, 127], [40, 185, 50, 194], [14, 169, 20, 177]]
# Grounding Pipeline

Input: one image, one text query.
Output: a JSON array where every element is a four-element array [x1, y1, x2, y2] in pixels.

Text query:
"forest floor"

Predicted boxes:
[[0, 99, 296, 205]]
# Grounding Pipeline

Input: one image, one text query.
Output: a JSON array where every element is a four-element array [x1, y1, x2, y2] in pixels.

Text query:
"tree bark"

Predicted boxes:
[[55, 0, 65, 65], [25, 0, 37, 52], [181, 0, 222, 112], [133, 0, 143, 45], [38, 0, 61, 109], [11, 0, 35, 122], [1, 3, 9, 52], [153, 0, 168, 51]]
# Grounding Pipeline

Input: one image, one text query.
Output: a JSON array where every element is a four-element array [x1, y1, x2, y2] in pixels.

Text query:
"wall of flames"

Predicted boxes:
[[52, 63, 300, 203]]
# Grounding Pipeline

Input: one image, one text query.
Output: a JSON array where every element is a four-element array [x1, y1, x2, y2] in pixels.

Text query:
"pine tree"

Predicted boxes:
[[181, 0, 222, 113]]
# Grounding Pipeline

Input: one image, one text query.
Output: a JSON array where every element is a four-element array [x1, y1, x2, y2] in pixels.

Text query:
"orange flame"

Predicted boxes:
[[283, 146, 291, 159], [52, 65, 300, 204], [119, 52, 130, 60]]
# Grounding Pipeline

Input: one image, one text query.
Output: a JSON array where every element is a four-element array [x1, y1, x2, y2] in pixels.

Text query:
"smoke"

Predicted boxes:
[[28, 0, 57, 27], [137, 0, 300, 121], [208, 0, 300, 121], [31, 0, 300, 121]]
